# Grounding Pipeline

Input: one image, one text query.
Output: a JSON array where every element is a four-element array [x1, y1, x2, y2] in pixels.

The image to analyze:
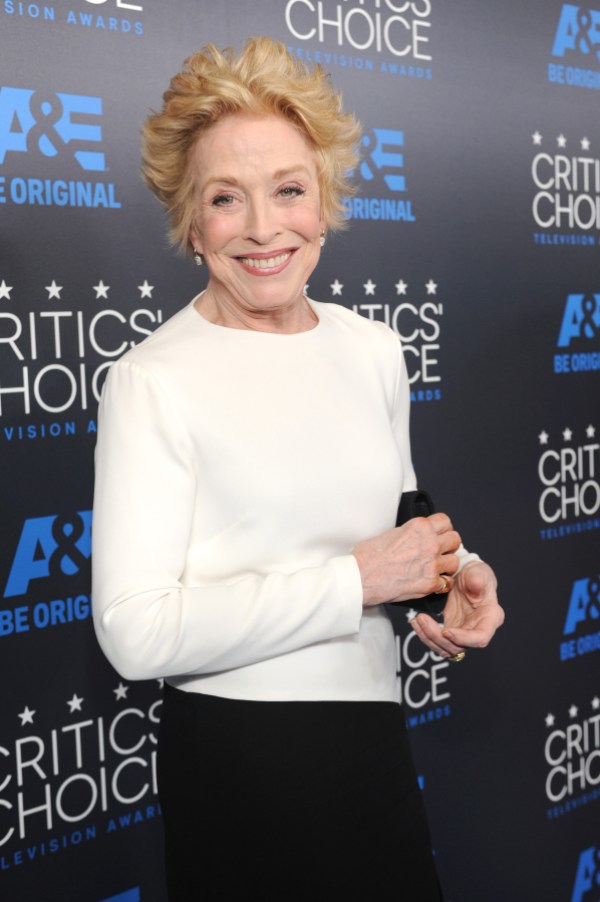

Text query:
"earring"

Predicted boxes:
[[319, 232, 325, 248], [193, 250, 204, 266]]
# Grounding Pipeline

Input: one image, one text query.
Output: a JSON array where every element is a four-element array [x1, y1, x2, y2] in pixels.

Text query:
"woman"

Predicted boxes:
[[92, 37, 504, 900]]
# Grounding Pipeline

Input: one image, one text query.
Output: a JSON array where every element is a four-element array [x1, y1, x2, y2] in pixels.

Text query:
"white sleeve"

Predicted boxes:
[[391, 336, 480, 570], [92, 359, 363, 682]]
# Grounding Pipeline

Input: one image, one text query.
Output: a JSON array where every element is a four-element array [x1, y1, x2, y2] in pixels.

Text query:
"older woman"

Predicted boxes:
[[92, 37, 504, 901]]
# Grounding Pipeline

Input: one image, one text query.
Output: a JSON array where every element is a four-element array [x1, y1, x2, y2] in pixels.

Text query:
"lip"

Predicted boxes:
[[234, 249, 297, 276]]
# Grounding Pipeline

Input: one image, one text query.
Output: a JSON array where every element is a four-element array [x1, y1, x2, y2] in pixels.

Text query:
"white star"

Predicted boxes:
[[67, 694, 84, 713], [538, 430, 549, 445], [563, 427, 573, 441], [425, 279, 438, 295], [0, 280, 13, 300], [581, 137, 591, 151], [406, 608, 418, 622], [395, 279, 408, 295], [569, 704, 578, 718], [138, 280, 154, 299], [93, 280, 110, 300], [592, 696, 600, 710], [330, 279, 343, 296], [19, 706, 35, 726], [45, 280, 62, 300], [363, 279, 376, 296], [532, 131, 542, 145], [545, 713, 555, 727], [586, 424, 596, 439], [113, 682, 129, 701], [557, 134, 567, 148]]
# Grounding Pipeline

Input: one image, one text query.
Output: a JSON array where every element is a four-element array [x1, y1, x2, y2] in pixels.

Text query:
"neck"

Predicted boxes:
[[195, 287, 318, 334]]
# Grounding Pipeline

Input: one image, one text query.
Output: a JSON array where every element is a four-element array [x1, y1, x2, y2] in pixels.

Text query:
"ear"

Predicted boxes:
[[189, 224, 203, 254]]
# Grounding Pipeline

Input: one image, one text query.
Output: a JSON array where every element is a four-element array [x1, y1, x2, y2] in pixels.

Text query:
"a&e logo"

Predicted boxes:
[[4, 511, 92, 598], [561, 575, 600, 661], [571, 846, 600, 902], [554, 293, 600, 374], [0, 87, 105, 171], [548, 5, 600, 89], [343, 127, 415, 222]]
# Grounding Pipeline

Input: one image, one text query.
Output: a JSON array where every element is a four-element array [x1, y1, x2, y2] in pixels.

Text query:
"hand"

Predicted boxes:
[[352, 513, 462, 607], [410, 561, 504, 658]]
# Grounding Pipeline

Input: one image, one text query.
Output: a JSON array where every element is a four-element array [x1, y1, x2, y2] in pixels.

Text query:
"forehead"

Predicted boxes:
[[191, 114, 318, 180]]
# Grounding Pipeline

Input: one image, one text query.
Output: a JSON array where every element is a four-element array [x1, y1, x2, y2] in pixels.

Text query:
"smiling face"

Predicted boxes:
[[189, 114, 324, 331]]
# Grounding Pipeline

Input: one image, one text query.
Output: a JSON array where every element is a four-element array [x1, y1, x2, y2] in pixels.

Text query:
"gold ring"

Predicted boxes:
[[448, 651, 466, 663], [435, 576, 448, 595]]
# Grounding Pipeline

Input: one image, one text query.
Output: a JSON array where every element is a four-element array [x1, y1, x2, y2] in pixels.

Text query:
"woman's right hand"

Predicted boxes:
[[352, 514, 462, 607]]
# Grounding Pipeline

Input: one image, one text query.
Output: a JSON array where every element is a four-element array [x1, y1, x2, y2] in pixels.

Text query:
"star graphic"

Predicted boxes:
[[0, 280, 13, 300], [538, 430, 549, 445], [330, 279, 343, 296], [592, 696, 600, 710], [581, 137, 591, 151], [586, 424, 596, 439], [532, 131, 542, 145], [395, 279, 408, 295], [45, 280, 62, 300], [406, 608, 417, 622], [557, 134, 567, 148], [425, 279, 438, 295], [563, 427, 573, 441], [138, 280, 154, 299], [93, 280, 110, 300], [114, 682, 129, 701], [568, 704, 578, 718], [19, 706, 35, 726], [67, 694, 84, 713], [363, 279, 376, 296], [545, 713, 555, 727]]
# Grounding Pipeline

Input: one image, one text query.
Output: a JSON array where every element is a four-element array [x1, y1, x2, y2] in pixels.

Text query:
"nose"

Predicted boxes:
[[243, 197, 280, 245]]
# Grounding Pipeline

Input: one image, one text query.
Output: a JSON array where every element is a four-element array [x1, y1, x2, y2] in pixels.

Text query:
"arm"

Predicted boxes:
[[92, 359, 362, 681]]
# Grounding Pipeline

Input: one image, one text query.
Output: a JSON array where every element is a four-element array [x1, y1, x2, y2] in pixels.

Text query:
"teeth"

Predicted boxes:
[[239, 253, 291, 269]]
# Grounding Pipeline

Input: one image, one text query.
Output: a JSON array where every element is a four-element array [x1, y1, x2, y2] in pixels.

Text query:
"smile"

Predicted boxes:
[[237, 252, 292, 270]]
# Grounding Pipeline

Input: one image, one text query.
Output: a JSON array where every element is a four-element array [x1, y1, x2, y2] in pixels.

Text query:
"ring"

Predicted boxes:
[[448, 651, 466, 663], [435, 576, 449, 594]]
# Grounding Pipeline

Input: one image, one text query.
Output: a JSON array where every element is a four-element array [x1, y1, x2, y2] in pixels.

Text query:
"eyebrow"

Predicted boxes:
[[200, 166, 313, 192]]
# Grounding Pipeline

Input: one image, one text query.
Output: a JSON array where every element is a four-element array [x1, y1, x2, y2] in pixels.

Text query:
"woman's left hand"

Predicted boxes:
[[410, 561, 504, 659]]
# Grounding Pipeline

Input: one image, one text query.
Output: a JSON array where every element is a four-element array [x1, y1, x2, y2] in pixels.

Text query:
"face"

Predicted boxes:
[[189, 113, 324, 326]]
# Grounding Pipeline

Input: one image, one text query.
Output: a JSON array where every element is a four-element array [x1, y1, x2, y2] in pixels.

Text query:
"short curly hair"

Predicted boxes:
[[141, 36, 361, 254]]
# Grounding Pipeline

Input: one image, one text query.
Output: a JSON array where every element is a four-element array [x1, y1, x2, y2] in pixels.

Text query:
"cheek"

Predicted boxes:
[[197, 213, 239, 251]]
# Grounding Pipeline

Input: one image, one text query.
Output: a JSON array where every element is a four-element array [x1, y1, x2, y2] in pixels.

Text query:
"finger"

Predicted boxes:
[[411, 614, 465, 657], [437, 551, 461, 576], [442, 611, 504, 649], [427, 512, 453, 534]]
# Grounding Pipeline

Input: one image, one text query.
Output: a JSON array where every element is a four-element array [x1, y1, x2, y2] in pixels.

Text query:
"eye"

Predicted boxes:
[[278, 185, 305, 199], [211, 193, 235, 207]]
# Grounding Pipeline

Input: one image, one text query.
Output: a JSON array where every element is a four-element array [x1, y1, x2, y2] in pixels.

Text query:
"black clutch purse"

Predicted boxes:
[[391, 490, 447, 617]]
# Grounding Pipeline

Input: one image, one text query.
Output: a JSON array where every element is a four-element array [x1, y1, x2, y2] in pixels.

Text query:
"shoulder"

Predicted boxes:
[[313, 300, 400, 353]]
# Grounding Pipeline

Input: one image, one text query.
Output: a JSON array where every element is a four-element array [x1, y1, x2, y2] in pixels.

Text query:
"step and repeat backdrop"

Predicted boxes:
[[0, 1, 598, 900]]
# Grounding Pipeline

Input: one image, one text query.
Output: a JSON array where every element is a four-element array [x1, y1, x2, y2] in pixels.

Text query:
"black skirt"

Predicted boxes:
[[158, 684, 443, 901]]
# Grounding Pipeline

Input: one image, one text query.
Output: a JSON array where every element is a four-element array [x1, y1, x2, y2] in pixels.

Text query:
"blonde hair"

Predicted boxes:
[[141, 36, 361, 254]]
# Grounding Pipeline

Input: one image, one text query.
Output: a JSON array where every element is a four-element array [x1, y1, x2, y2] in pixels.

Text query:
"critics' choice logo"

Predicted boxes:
[[0, 280, 163, 428], [343, 127, 415, 222], [537, 425, 600, 539], [1, 512, 92, 638], [571, 845, 600, 902], [549, 4, 600, 90], [286, 0, 432, 80], [0, 87, 120, 208], [0, 686, 161, 865], [544, 698, 600, 819], [327, 277, 442, 400], [560, 575, 600, 662], [531, 132, 600, 246], [2, 0, 144, 37], [554, 293, 600, 374], [395, 620, 452, 728]]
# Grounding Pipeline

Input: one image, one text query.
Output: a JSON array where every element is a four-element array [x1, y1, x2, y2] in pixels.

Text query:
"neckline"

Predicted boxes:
[[188, 292, 322, 337]]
